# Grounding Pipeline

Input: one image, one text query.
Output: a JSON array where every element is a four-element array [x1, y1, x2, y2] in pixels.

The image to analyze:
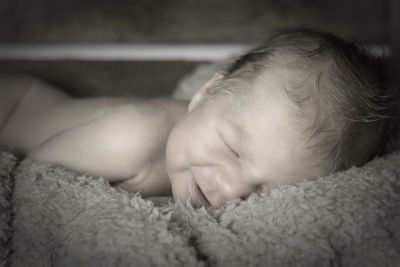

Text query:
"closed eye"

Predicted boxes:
[[227, 142, 239, 158], [218, 130, 239, 158]]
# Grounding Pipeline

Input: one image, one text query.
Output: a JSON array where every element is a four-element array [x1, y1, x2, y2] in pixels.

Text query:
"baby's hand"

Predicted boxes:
[[28, 106, 173, 196]]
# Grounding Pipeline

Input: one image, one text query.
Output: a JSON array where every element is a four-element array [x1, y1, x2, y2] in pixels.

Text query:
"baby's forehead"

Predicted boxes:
[[221, 74, 300, 122], [222, 66, 328, 135], [227, 64, 314, 107], [213, 53, 338, 135], [256, 59, 333, 107]]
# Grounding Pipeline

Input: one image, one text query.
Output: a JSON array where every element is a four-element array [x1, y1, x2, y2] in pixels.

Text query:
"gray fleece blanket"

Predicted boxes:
[[0, 149, 400, 267]]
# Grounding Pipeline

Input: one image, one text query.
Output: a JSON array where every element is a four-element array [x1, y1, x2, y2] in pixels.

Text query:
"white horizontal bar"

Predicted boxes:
[[0, 43, 252, 61], [0, 43, 389, 61]]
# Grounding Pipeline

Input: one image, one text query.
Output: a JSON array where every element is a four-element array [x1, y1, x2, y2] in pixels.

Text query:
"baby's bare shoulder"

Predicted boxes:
[[101, 98, 184, 136], [87, 98, 187, 159], [28, 98, 187, 184]]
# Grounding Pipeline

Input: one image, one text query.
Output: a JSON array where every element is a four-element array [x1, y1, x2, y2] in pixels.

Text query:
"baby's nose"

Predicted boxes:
[[191, 166, 256, 207], [212, 180, 256, 206]]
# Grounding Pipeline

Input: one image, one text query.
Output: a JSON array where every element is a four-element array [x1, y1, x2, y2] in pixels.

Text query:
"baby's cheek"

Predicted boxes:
[[165, 128, 191, 174]]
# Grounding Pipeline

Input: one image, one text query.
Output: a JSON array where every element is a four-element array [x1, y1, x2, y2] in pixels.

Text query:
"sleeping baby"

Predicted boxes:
[[0, 29, 396, 207]]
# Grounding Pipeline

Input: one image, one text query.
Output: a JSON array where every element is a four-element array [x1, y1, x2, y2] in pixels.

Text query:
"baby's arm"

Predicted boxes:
[[28, 109, 172, 196]]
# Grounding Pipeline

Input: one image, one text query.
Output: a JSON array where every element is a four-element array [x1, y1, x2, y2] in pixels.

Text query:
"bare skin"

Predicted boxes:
[[0, 71, 331, 207], [0, 73, 187, 198]]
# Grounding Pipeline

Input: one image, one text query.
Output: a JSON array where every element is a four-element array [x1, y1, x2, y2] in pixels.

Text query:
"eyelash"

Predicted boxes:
[[217, 129, 239, 158], [221, 137, 239, 158], [228, 143, 240, 158]]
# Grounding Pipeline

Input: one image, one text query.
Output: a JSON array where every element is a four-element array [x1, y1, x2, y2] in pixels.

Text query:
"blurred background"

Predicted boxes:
[[0, 0, 398, 97]]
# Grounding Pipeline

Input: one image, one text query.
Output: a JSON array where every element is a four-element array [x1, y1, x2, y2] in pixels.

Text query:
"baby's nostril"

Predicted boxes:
[[254, 185, 263, 193], [239, 193, 250, 201], [238, 185, 261, 201]]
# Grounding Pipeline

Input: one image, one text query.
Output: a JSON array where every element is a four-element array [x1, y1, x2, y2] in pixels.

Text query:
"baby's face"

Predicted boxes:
[[166, 71, 320, 207]]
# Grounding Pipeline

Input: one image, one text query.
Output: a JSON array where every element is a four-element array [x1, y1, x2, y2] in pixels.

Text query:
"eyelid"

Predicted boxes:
[[226, 141, 240, 158], [217, 130, 240, 158]]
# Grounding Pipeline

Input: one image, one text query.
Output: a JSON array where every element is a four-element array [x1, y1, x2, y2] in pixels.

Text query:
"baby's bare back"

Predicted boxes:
[[0, 75, 187, 196]]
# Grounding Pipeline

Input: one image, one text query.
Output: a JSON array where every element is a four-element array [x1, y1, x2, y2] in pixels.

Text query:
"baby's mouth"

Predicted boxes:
[[189, 176, 210, 207]]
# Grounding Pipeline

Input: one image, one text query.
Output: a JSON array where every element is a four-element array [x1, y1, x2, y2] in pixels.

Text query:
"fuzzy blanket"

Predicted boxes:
[[0, 149, 400, 267], [1, 63, 400, 266]]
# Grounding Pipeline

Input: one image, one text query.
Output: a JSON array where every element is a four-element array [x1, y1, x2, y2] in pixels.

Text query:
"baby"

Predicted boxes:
[[0, 29, 396, 207]]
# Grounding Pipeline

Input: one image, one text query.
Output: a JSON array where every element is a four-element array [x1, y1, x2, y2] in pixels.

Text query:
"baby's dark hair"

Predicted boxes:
[[222, 28, 398, 172]]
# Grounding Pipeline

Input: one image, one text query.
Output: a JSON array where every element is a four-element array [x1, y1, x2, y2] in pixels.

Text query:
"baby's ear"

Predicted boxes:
[[188, 72, 224, 112]]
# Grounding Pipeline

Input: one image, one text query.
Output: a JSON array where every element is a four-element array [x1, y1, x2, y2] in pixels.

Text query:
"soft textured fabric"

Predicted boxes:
[[1, 150, 399, 267], [1, 64, 399, 266], [0, 152, 17, 266]]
